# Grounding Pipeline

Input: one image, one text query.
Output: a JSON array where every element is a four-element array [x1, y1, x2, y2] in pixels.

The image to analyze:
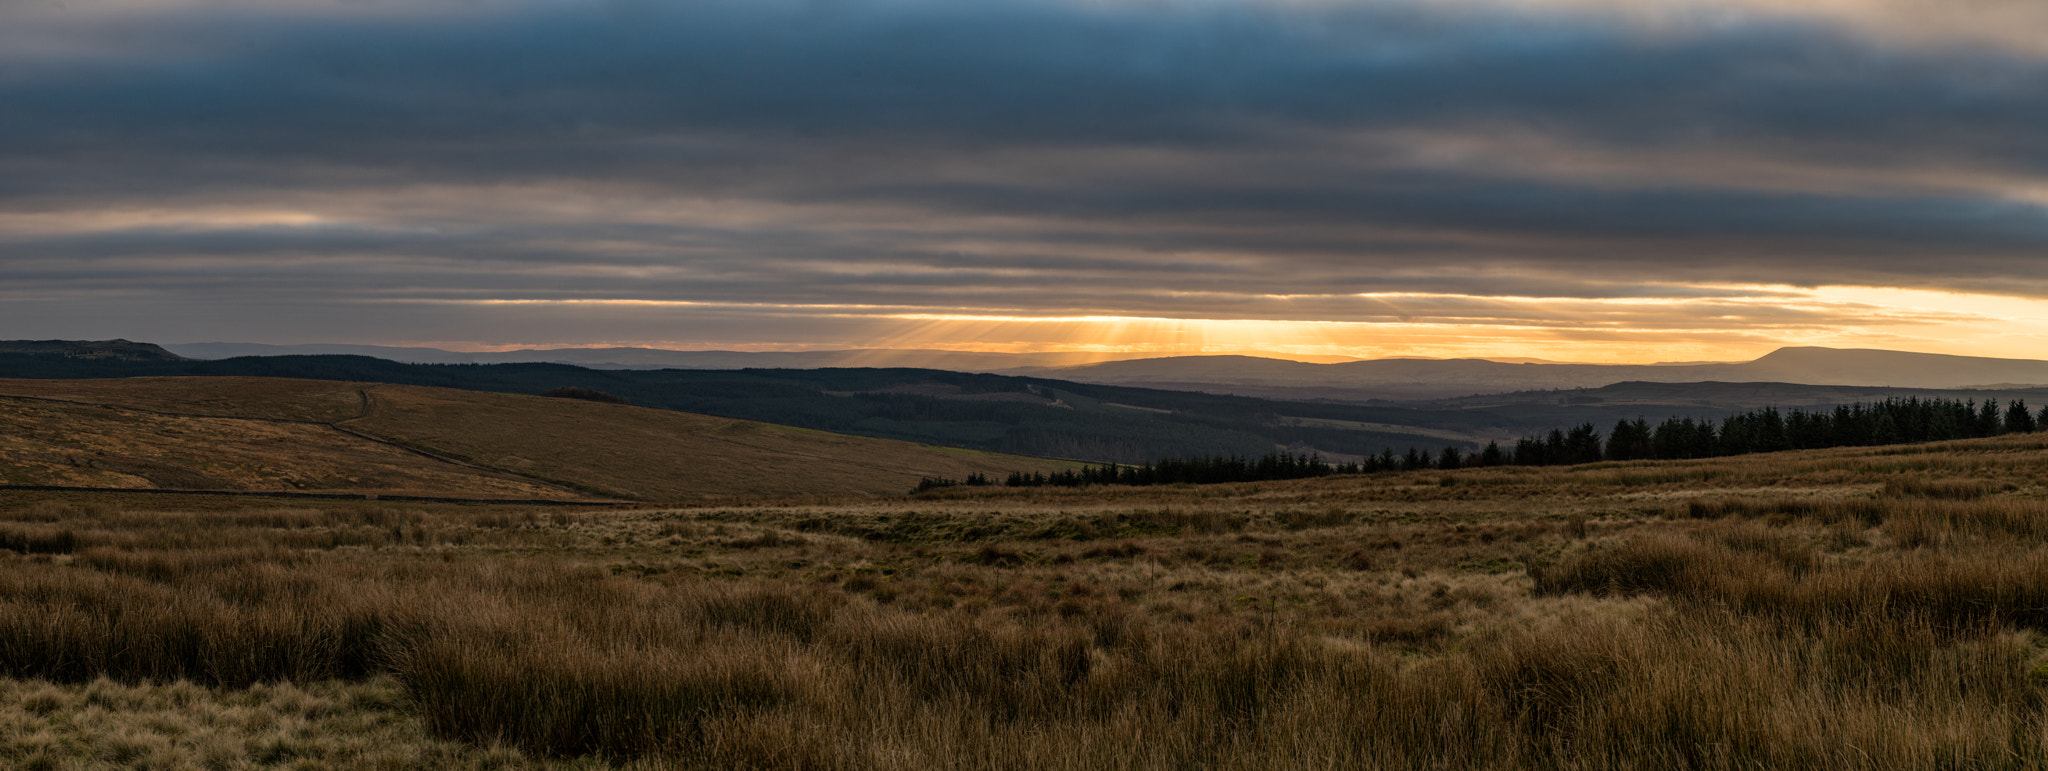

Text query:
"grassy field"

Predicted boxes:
[[336, 383, 1078, 500], [0, 377, 1076, 501], [9, 431, 2048, 767]]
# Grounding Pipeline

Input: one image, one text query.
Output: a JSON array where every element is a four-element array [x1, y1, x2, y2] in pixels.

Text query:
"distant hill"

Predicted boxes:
[[17, 344, 2048, 464], [163, 343, 1139, 371], [1729, 347, 2048, 389], [0, 377, 1075, 500], [1020, 347, 2048, 400], [128, 342, 2048, 396], [0, 352, 1501, 461], [163, 342, 1371, 369], [0, 339, 186, 362]]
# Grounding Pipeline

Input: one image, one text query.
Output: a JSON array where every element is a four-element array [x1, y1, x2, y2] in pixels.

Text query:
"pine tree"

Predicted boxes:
[[1565, 423, 1602, 465], [1480, 441, 1505, 467], [1978, 400, 2004, 437], [2007, 400, 2037, 434], [1607, 418, 1652, 460]]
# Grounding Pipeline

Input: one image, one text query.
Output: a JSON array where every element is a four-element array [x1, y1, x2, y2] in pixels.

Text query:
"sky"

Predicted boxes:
[[5, 0, 2048, 364]]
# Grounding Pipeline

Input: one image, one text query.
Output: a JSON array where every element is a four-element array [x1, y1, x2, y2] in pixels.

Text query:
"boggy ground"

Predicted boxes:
[[10, 433, 2048, 768]]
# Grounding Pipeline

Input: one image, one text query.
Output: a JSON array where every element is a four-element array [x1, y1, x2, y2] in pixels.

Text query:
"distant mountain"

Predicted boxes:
[[1727, 347, 2048, 389], [44, 339, 2048, 400], [17, 343, 2048, 463], [163, 343, 1137, 371], [1020, 347, 2048, 401], [0, 339, 187, 362]]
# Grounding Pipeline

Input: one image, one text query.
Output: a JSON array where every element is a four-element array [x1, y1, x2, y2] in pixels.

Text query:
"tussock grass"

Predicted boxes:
[[13, 433, 2048, 766], [0, 524, 78, 554], [1885, 475, 1997, 500], [0, 676, 553, 770], [1675, 496, 1889, 525]]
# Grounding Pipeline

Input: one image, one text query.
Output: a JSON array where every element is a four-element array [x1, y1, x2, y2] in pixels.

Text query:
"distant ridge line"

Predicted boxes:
[[0, 339, 187, 362]]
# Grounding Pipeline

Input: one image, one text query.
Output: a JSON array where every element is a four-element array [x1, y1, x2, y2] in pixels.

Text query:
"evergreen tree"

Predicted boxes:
[[2007, 400, 2037, 434], [1564, 423, 1602, 465], [1753, 408, 1790, 452], [1872, 410, 1901, 445], [1607, 418, 1652, 461], [1979, 400, 2004, 437], [1479, 441, 1506, 467]]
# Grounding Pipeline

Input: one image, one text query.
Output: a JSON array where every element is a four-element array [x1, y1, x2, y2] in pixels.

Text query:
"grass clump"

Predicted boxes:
[[11, 433, 2048, 767]]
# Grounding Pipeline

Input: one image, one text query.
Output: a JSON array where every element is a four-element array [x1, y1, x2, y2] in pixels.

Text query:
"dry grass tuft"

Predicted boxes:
[[11, 432, 2048, 767]]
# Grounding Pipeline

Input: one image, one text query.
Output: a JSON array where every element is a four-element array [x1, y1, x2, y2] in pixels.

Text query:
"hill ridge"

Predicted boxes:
[[1033, 345, 2048, 397], [0, 377, 1075, 500], [0, 339, 187, 362]]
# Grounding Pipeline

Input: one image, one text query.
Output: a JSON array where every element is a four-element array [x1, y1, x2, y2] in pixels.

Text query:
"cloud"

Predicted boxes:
[[2, 0, 2047, 356]]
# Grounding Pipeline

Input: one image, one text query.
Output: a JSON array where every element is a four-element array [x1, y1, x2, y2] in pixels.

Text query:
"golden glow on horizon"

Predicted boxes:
[[399, 285, 2048, 364]]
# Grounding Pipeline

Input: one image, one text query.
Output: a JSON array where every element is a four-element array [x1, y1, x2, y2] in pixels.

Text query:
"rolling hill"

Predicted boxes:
[[0, 339, 187, 362], [164, 342, 1139, 371], [149, 342, 2048, 400], [1021, 346, 2048, 400], [0, 377, 1076, 500], [17, 343, 2048, 465], [0, 351, 1493, 460]]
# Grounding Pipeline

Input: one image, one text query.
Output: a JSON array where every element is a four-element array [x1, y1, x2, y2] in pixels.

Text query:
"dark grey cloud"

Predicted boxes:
[[3, 0, 2048, 348]]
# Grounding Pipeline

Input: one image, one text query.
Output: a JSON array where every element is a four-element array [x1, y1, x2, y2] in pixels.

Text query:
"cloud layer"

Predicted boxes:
[[4, 0, 2047, 359]]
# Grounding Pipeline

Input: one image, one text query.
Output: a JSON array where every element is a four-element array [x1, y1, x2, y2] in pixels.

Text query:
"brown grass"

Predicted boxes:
[[8, 435, 2048, 766], [0, 393, 581, 497], [0, 376, 366, 423], [0, 377, 1077, 501], [0, 676, 556, 769], [340, 384, 1079, 500]]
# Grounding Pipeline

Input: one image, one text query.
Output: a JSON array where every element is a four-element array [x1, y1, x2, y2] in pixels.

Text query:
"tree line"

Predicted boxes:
[[913, 397, 2047, 492], [915, 451, 1359, 492], [1514, 397, 2043, 466]]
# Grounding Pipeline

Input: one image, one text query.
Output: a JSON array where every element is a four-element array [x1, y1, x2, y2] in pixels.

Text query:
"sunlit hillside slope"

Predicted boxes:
[[0, 377, 1073, 500]]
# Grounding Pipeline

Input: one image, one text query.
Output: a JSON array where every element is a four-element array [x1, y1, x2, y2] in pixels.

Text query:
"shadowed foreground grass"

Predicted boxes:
[[0, 677, 551, 770], [11, 434, 2048, 767]]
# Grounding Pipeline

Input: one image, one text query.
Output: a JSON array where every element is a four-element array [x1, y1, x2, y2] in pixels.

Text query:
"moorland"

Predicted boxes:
[[15, 343, 2048, 467], [10, 375, 2048, 768]]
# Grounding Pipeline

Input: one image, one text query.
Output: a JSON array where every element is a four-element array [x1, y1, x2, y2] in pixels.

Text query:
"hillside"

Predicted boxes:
[[164, 343, 1136, 371], [1734, 347, 2048, 388], [0, 377, 1074, 500], [0, 339, 186, 362], [21, 347, 2048, 464], [1026, 346, 2048, 400], [0, 351, 1491, 460], [1436, 380, 2048, 411], [335, 383, 1075, 500]]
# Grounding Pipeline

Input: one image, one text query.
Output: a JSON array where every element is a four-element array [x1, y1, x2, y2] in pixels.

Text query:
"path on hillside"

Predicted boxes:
[[330, 385, 621, 499]]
